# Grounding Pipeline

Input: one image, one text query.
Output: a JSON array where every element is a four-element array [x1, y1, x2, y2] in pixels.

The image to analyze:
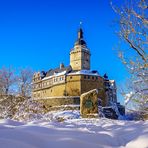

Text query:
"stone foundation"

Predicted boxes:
[[35, 96, 80, 111]]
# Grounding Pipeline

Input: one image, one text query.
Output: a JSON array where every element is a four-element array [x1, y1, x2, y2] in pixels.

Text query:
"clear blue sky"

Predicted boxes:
[[0, 0, 128, 104]]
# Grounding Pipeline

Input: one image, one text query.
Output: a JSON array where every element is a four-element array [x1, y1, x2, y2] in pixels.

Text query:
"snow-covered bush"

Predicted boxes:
[[13, 99, 46, 121], [0, 95, 25, 119]]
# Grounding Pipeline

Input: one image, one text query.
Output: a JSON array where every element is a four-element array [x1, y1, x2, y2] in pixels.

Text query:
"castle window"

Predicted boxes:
[[92, 76, 94, 80], [84, 75, 87, 79], [60, 77, 64, 81], [88, 76, 90, 79], [70, 76, 72, 79]]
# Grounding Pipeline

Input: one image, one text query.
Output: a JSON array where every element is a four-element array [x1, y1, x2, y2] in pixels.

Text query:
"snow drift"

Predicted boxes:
[[0, 111, 148, 148]]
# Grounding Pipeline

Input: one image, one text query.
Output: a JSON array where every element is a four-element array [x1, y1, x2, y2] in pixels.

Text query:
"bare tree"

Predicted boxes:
[[111, 0, 148, 119], [0, 67, 33, 119], [111, 0, 148, 63], [17, 68, 33, 97], [0, 74, 3, 95], [0, 66, 16, 95]]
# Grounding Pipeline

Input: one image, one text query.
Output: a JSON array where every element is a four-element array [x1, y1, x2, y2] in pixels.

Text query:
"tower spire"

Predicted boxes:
[[78, 22, 83, 39], [74, 22, 86, 46]]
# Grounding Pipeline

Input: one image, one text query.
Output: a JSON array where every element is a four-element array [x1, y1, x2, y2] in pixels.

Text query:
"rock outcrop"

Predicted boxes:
[[80, 89, 98, 118]]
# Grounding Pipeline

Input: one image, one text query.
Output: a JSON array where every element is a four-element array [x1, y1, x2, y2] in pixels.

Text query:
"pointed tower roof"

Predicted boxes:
[[74, 25, 87, 46], [78, 28, 83, 39]]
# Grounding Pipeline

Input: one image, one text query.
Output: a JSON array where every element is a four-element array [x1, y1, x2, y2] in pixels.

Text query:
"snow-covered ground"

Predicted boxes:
[[0, 110, 148, 148]]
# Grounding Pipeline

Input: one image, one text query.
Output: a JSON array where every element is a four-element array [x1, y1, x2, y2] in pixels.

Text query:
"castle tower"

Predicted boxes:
[[70, 27, 91, 70]]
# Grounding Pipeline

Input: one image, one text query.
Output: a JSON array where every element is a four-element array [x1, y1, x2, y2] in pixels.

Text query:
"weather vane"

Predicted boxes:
[[79, 21, 83, 28]]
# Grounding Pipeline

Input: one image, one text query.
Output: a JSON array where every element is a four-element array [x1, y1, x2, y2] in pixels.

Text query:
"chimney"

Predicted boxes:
[[60, 63, 64, 69]]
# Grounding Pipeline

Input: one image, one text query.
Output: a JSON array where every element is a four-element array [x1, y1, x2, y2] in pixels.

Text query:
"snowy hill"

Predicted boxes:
[[0, 110, 148, 148]]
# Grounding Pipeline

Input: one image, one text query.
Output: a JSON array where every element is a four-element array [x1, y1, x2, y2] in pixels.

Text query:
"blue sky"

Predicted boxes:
[[0, 0, 128, 104]]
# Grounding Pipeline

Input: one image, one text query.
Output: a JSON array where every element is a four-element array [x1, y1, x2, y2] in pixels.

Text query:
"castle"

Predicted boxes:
[[32, 27, 117, 106]]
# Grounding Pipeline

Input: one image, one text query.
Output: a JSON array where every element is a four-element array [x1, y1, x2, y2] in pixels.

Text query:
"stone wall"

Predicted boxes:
[[81, 76, 106, 106], [33, 74, 107, 106], [42, 83, 66, 97], [36, 96, 80, 111], [66, 75, 81, 96]]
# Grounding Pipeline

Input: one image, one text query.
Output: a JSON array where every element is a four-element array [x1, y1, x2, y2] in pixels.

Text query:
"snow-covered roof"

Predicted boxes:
[[42, 69, 100, 81], [109, 80, 115, 83], [67, 70, 100, 76], [42, 71, 67, 81]]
